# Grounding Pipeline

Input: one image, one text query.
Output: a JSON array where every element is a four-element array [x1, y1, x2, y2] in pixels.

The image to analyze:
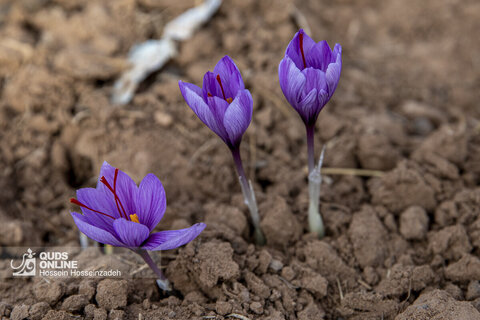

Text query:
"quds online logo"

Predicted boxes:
[[10, 248, 36, 277], [8, 248, 121, 278]]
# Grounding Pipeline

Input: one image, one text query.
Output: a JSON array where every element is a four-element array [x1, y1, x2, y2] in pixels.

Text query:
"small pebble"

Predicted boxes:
[[467, 281, 480, 300], [154, 111, 173, 127], [250, 301, 264, 315]]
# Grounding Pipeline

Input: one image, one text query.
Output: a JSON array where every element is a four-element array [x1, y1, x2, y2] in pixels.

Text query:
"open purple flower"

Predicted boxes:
[[70, 162, 205, 250], [70, 162, 206, 290], [279, 29, 342, 125], [178, 55, 252, 149]]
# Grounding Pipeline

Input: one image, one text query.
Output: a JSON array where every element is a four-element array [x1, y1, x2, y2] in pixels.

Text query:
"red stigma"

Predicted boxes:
[[113, 168, 128, 219], [70, 198, 115, 219], [71, 168, 132, 221], [216, 75, 227, 101], [100, 169, 128, 219], [207, 92, 213, 97], [299, 32, 307, 69]]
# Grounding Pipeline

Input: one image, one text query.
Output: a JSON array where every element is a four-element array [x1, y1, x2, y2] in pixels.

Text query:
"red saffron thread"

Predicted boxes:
[[299, 32, 307, 69], [216, 75, 227, 100], [99, 172, 128, 219], [70, 198, 115, 219], [113, 169, 128, 220]]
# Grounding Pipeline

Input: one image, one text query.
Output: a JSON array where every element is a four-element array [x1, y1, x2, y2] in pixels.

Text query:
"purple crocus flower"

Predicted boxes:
[[70, 162, 206, 289], [70, 162, 205, 250], [178, 56, 265, 244], [278, 29, 342, 238], [178, 56, 252, 149], [279, 29, 342, 125]]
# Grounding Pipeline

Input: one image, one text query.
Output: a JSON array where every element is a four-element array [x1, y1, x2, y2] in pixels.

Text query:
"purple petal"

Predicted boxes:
[[71, 212, 124, 247], [142, 223, 206, 251], [135, 173, 166, 231], [213, 56, 244, 98], [298, 89, 318, 123], [317, 89, 330, 110], [325, 44, 342, 97], [305, 40, 333, 71], [97, 162, 137, 217], [179, 81, 203, 99], [332, 43, 342, 60], [113, 218, 150, 248], [206, 96, 230, 142], [302, 68, 327, 95], [76, 187, 117, 234], [223, 89, 252, 147], [179, 81, 226, 140], [279, 56, 306, 110], [297, 69, 330, 123], [202, 71, 222, 100], [285, 29, 316, 70]]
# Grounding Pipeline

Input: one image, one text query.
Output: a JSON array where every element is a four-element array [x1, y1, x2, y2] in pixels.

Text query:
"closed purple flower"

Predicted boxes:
[[70, 162, 205, 250], [279, 29, 342, 125], [179, 56, 252, 149]]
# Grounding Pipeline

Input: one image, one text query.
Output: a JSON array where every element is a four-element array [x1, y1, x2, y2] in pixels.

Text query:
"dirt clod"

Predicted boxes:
[[33, 281, 65, 306], [349, 206, 388, 268], [302, 240, 357, 289], [108, 309, 125, 320], [429, 225, 472, 260], [297, 272, 328, 298], [377, 264, 436, 296], [61, 294, 89, 312], [445, 254, 480, 282], [368, 161, 436, 213], [215, 301, 232, 315], [245, 271, 271, 299], [11, 304, 29, 320], [29, 302, 50, 320], [395, 290, 480, 320], [95, 280, 128, 310], [93, 308, 108, 320], [338, 292, 399, 319], [41, 310, 77, 320], [400, 206, 429, 240], [79, 280, 97, 300], [260, 195, 302, 248], [467, 281, 480, 301], [204, 203, 247, 236], [250, 301, 264, 314]]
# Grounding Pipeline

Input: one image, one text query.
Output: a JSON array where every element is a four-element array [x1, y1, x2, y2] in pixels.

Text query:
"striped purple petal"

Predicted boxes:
[[142, 223, 206, 251], [179, 55, 252, 150], [223, 89, 253, 147], [71, 212, 124, 247], [113, 218, 150, 248], [279, 29, 342, 124], [135, 173, 166, 232]]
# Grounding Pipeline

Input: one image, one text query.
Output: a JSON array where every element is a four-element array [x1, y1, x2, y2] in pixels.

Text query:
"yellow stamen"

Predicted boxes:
[[226, 97, 233, 103], [130, 214, 139, 223]]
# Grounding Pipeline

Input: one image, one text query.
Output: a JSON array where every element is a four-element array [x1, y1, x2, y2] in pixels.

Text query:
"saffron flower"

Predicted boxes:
[[278, 29, 342, 238], [70, 161, 206, 290], [279, 29, 342, 127], [178, 56, 252, 150], [178, 56, 265, 244]]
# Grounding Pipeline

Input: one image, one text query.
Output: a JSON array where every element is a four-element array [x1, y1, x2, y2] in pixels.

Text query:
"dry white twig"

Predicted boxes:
[[163, 0, 222, 41], [112, 0, 222, 105]]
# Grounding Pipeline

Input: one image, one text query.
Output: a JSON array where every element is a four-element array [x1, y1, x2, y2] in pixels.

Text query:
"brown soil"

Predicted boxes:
[[1, 0, 480, 319]]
